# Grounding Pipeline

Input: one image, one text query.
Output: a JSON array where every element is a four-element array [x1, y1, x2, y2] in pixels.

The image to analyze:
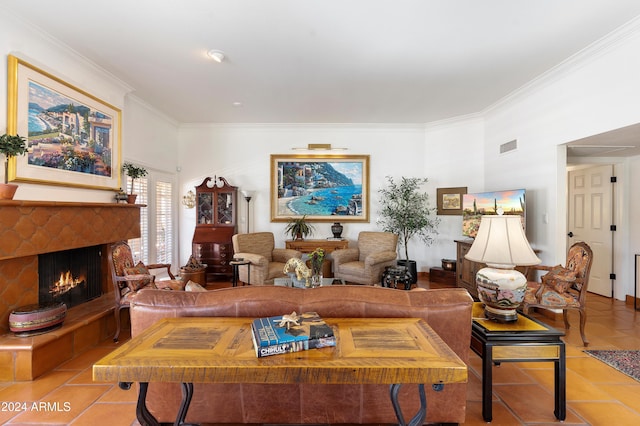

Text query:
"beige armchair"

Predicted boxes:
[[332, 231, 398, 285], [232, 232, 302, 285]]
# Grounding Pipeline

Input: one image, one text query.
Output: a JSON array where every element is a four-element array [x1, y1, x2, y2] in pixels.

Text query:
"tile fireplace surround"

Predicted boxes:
[[0, 200, 141, 380]]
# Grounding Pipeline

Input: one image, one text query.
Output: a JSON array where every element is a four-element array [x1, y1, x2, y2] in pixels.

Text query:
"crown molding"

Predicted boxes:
[[2, 6, 134, 95], [126, 94, 179, 127], [485, 15, 640, 116]]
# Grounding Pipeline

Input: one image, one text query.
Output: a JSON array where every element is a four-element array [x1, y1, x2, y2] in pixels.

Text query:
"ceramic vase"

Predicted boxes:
[[331, 222, 343, 238]]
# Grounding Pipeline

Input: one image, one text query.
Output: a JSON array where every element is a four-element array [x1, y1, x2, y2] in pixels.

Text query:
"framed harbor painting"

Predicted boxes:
[[271, 154, 370, 222], [6, 55, 121, 190]]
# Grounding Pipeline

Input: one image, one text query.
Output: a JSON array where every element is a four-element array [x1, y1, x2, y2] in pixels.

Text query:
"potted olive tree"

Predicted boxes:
[[0, 133, 28, 200], [284, 215, 315, 240], [377, 176, 440, 283], [122, 162, 148, 204]]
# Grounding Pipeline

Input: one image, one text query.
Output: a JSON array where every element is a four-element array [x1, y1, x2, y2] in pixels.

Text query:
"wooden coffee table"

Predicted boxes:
[[93, 317, 467, 426]]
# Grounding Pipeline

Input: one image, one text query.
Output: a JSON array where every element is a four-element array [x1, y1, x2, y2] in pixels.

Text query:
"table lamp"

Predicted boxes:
[[465, 212, 540, 322]]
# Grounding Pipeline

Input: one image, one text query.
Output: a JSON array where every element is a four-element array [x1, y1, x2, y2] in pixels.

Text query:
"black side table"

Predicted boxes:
[[230, 259, 250, 287], [470, 303, 566, 422]]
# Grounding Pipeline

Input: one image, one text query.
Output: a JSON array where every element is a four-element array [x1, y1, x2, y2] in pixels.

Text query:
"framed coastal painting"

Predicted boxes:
[[6, 55, 121, 190], [436, 187, 467, 215], [271, 154, 370, 222]]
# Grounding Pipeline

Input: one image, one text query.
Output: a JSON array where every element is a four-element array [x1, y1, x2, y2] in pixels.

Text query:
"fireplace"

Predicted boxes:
[[38, 245, 102, 309], [0, 201, 141, 336]]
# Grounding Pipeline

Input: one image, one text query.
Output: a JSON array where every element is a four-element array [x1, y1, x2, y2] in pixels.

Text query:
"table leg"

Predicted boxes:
[[176, 382, 195, 425], [124, 381, 195, 426], [134, 382, 160, 426], [389, 383, 427, 426], [482, 344, 494, 422], [231, 264, 239, 287], [555, 343, 567, 420]]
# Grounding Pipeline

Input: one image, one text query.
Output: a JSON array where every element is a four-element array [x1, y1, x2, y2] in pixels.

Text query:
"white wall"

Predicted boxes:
[[483, 21, 640, 300], [0, 12, 179, 203], [630, 155, 640, 300], [177, 121, 485, 272]]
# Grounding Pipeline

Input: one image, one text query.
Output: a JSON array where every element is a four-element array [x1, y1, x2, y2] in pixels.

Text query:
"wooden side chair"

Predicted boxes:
[[522, 241, 593, 346], [108, 240, 184, 342]]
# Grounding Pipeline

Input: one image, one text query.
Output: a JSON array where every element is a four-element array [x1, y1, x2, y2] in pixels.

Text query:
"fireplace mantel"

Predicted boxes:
[[0, 200, 141, 260], [0, 200, 142, 335]]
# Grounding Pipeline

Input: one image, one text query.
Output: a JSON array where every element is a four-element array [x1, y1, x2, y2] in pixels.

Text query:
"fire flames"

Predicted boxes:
[[49, 271, 85, 297]]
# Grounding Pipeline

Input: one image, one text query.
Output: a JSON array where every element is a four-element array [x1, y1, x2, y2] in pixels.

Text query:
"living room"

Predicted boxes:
[[1, 3, 639, 302], [1, 1, 640, 425]]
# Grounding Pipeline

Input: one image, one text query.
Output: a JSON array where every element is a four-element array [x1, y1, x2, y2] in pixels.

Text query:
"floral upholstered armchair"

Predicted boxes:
[[522, 242, 593, 346], [108, 240, 184, 342]]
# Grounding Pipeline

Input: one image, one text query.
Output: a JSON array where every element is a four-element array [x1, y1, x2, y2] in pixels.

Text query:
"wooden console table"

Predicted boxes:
[[93, 317, 467, 426], [285, 238, 348, 277]]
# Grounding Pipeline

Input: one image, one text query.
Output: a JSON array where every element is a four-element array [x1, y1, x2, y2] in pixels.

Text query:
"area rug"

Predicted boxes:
[[584, 350, 640, 382]]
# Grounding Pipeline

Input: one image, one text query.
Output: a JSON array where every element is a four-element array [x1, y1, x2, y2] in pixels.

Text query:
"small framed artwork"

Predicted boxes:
[[437, 187, 467, 216], [270, 154, 370, 222], [6, 55, 122, 191]]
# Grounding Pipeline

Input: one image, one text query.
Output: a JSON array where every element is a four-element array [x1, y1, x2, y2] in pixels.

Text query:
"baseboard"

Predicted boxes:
[[625, 294, 640, 308]]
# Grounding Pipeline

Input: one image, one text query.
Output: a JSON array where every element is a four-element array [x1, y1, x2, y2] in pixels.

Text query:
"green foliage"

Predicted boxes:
[[0, 133, 27, 159], [122, 162, 148, 194], [284, 215, 315, 240], [377, 176, 440, 260], [0, 133, 28, 184]]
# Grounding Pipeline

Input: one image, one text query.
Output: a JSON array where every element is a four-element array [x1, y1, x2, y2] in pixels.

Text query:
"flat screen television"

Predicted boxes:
[[462, 189, 526, 238]]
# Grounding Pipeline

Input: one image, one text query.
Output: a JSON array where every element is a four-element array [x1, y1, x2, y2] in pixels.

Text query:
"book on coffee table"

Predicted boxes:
[[251, 311, 336, 358]]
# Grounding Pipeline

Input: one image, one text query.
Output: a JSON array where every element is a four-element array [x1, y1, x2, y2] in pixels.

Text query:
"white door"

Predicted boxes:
[[567, 165, 613, 297]]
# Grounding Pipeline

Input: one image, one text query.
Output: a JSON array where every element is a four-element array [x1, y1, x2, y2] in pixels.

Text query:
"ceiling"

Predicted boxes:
[[3, 0, 640, 156]]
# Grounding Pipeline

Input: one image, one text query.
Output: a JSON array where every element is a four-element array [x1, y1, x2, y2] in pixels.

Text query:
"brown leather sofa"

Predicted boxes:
[[130, 285, 473, 424]]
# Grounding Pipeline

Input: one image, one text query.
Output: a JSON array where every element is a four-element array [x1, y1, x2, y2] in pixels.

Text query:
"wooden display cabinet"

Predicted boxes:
[[192, 177, 237, 281], [285, 239, 348, 278]]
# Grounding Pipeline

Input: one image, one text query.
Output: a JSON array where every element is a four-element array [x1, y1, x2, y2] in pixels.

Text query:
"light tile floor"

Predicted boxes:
[[0, 280, 639, 425]]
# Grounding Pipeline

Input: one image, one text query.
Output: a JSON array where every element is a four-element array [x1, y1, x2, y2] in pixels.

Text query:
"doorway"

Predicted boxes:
[[567, 164, 614, 297]]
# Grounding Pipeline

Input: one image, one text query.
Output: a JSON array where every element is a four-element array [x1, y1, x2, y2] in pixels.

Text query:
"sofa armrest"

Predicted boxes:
[[272, 248, 302, 263], [331, 248, 359, 266], [234, 252, 268, 267], [365, 250, 398, 267]]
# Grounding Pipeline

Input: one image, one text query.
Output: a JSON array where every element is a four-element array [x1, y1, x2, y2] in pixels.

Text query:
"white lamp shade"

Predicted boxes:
[[465, 215, 540, 268]]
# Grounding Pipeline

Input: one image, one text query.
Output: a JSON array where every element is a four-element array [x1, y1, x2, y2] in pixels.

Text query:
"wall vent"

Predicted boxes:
[[500, 139, 518, 154]]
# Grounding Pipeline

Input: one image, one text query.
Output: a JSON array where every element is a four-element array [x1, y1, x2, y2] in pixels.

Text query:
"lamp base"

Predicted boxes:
[[483, 305, 518, 322], [476, 266, 527, 323]]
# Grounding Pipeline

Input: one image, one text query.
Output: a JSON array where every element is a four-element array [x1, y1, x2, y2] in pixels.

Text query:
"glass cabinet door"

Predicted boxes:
[[197, 193, 213, 224], [216, 192, 234, 225]]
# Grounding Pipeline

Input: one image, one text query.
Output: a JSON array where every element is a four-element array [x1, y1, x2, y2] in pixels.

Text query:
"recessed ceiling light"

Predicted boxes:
[[232, 102, 243, 107], [206, 50, 225, 63]]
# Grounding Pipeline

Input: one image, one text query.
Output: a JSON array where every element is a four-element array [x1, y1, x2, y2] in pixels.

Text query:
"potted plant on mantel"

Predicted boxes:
[[284, 215, 315, 240], [122, 162, 148, 204], [0, 133, 28, 200], [377, 176, 440, 284]]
